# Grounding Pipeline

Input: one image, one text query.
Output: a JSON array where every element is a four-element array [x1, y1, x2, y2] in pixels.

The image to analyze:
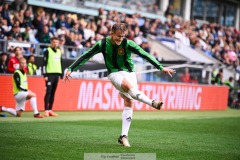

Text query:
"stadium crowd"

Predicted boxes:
[[0, 1, 239, 74]]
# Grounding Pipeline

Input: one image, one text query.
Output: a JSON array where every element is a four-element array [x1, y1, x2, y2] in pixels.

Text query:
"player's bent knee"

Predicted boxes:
[[28, 93, 36, 98]]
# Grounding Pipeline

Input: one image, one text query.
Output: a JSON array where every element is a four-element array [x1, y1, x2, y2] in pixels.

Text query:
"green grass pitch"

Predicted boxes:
[[0, 109, 240, 160]]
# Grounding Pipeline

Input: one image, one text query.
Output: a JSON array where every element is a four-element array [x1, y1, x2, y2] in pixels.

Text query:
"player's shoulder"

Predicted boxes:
[[13, 69, 20, 74], [126, 39, 135, 44], [126, 39, 137, 47]]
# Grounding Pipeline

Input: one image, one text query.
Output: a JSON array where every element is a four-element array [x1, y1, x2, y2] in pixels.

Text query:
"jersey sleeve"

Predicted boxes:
[[127, 40, 164, 71], [68, 40, 102, 72]]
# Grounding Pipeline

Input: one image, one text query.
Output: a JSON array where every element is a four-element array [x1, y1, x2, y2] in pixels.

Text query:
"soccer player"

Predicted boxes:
[[43, 37, 63, 117], [64, 23, 176, 147], [0, 57, 43, 118]]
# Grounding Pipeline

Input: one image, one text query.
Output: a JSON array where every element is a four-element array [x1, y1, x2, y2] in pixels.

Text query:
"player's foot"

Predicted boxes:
[[34, 113, 44, 118], [152, 100, 163, 110], [49, 111, 58, 117], [44, 111, 49, 117], [118, 135, 130, 147]]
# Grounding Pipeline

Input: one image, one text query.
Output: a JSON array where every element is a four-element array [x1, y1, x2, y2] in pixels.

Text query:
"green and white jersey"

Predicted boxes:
[[68, 36, 163, 74]]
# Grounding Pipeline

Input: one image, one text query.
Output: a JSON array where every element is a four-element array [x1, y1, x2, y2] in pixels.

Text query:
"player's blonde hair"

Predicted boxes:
[[19, 57, 26, 63], [111, 23, 128, 34]]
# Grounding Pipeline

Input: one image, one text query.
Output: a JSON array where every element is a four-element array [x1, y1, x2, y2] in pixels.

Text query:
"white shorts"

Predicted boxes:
[[14, 91, 29, 111], [108, 71, 138, 99]]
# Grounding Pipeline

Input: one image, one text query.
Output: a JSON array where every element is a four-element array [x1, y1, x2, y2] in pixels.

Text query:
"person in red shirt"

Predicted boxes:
[[7, 47, 23, 73], [181, 67, 190, 83]]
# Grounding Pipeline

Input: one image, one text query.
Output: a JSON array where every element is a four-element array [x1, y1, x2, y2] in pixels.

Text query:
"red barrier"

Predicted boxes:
[[0, 75, 228, 111]]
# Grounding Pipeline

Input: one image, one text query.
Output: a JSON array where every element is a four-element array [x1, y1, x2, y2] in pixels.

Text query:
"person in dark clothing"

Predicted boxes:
[[164, 5, 174, 18], [36, 25, 51, 44], [224, 77, 234, 106], [43, 37, 63, 117], [237, 80, 240, 104], [215, 68, 223, 85], [0, 52, 8, 73], [22, 10, 32, 28], [1, 3, 11, 25], [32, 14, 44, 33], [140, 20, 150, 38]]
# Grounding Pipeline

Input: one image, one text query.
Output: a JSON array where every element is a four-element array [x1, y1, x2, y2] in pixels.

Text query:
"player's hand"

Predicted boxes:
[[44, 77, 48, 81], [162, 68, 176, 77], [64, 70, 72, 83]]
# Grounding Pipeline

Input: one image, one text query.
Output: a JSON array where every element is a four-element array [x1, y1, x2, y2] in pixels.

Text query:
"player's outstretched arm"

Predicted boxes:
[[64, 70, 72, 83], [161, 67, 176, 77]]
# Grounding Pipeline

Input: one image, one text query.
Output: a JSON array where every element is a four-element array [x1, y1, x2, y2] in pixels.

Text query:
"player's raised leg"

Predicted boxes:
[[122, 78, 163, 110]]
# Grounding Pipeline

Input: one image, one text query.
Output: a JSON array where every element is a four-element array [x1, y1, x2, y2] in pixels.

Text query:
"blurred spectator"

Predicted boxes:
[[190, 75, 198, 84], [22, 10, 32, 28], [164, 5, 174, 18], [224, 77, 234, 106], [7, 47, 23, 73], [1, 18, 12, 35], [27, 55, 37, 75], [10, 25, 22, 40], [153, 51, 161, 62], [211, 69, 218, 85], [224, 77, 234, 92], [237, 79, 240, 103], [57, 23, 66, 36], [180, 67, 190, 83], [0, 52, 8, 73], [0, 19, 4, 39], [70, 22, 81, 35], [59, 37, 66, 55], [56, 14, 66, 29], [48, 19, 57, 36], [98, 7, 107, 22], [149, 22, 157, 36], [50, 12, 57, 28], [153, 4, 159, 14], [32, 14, 44, 33], [140, 41, 150, 53], [84, 22, 95, 41], [13, 0, 25, 12], [65, 15, 72, 29], [174, 24, 190, 46], [1, 3, 11, 25], [140, 20, 150, 38], [36, 25, 52, 43], [215, 68, 223, 85], [21, 25, 31, 42], [13, 9, 25, 26]]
